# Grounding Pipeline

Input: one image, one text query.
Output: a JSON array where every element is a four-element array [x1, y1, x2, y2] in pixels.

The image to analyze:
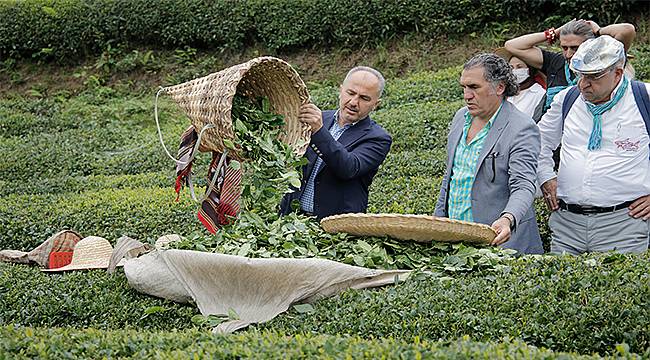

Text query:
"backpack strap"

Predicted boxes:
[[561, 86, 581, 125], [631, 81, 650, 159]]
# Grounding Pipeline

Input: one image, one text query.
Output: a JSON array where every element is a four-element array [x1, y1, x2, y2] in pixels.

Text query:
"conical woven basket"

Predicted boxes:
[[160, 56, 311, 160], [320, 213, 496, 244]]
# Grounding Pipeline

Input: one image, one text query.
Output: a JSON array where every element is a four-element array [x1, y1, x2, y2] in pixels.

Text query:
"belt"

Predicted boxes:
[[558, 199, 634, 215]]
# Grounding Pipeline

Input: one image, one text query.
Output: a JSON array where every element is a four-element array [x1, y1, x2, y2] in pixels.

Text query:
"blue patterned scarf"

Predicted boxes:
[[585, 75, 629, 151], [544, 63, 579, 112]]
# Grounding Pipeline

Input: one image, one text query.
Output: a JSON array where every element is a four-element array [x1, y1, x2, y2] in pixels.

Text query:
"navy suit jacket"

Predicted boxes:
[[280, 110, 392, 220]]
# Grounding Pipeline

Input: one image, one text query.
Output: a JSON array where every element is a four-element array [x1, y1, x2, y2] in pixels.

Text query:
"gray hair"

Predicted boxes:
[[463, 53, 519, 97], [344, 66, 386, 98], [560, 19, 596, 40]]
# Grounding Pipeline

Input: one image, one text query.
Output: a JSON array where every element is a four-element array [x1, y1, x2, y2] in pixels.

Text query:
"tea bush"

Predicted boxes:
[[262, 253, 650, 355], [0, 326, 615, 359], [0, 264, 198, 329], [0, 0, 640, 61], [1, 252, 648, 355], [0, 187, 201, 250]]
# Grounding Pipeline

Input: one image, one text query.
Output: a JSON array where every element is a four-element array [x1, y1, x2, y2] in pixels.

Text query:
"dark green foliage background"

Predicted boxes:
[[0, 0, 641, 61]]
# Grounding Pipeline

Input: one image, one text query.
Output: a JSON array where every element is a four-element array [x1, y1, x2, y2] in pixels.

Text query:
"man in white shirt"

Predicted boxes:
[[537, 35, 650, 255]]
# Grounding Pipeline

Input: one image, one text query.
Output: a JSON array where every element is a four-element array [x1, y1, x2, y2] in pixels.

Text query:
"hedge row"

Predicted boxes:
[[0, 172, 171, 197], [262, 253, 650, 355], [0, 96, 190, 184], [0, 0, 640, 61], [0, 187, 202, 250], [0, 326, 612, 359], [2, 252, 648, 355], [0, 263, 198, 330], [0, 68, 460, 184]]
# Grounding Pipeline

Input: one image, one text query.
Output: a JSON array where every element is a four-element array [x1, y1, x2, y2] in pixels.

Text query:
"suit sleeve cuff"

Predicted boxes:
[[538, 172, 557, 188], [500, 212, 516, 230]]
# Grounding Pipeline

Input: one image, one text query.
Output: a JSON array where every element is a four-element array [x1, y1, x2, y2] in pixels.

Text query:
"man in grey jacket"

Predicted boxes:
[[435, 53, 543, 254]]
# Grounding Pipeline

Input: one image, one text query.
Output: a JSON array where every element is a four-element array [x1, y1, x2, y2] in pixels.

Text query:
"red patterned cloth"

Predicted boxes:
[[176, 126, 243, 233], [0, 230, 81, 268]]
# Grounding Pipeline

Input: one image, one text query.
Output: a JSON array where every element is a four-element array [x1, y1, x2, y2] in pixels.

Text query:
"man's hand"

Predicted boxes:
[[541, 178, 559, 211], [555, 18, 578, 37], [299, 103, 323, 133], [490, 216, 512, 246], [629, 195, 650, 220], [585, 20, 601, 36]]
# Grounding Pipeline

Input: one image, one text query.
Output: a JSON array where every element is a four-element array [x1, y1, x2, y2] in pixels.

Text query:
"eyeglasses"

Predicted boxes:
[[575, 68, 613, 82]]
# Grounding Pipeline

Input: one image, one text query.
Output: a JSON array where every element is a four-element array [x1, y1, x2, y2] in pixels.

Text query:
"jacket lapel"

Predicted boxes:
[[446, 112, 466, 170], [313, 116, 371, 177], [337, 116, 371, 148], [473, 101, 510, 177]]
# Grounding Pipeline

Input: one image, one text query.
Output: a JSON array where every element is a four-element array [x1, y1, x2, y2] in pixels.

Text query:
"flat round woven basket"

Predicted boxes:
[[320, 213, 496, 244], [160, 56, 311, 160]]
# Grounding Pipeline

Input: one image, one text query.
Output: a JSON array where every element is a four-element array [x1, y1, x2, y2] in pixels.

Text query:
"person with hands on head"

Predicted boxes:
[[280, 66, 392, 220], [537, 35, 650, 255], [504, 19, 636, 121], [434, 53, 543, 254]]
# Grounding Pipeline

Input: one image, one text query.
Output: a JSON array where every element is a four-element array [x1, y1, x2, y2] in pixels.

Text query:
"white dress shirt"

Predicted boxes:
[[508, 82, 545, 117], [537, 79, 650, 207]]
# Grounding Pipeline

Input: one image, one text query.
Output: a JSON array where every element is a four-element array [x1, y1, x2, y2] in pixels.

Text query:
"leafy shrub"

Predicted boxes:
[[0, 264, 197, 329], [0, 187, 202, 250], [1, 252, 648, 356], [0, 0, 642, 61], [262, 253, 650, 355], [0, 172, 172, 197], [368, 175, 441, 215], [0, 95, 199, 183], [630, 45, 650, 82], [0, 326, 614, 359]]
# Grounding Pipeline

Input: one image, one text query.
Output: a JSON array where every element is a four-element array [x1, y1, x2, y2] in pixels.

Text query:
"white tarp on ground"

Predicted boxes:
[[111, 236, 411, 333]]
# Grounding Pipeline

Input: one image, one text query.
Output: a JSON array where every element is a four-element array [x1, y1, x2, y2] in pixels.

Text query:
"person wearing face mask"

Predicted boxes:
[[496, 49, 546, 117], [280, 66, 392, 220], [504, 19, 635, 122]]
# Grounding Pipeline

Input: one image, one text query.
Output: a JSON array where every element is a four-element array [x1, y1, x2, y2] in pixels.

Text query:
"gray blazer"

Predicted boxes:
[[434, 101, 543, 254]]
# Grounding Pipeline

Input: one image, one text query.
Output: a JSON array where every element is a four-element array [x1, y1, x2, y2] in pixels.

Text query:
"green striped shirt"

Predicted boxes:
[[448, 103, 502, 221]]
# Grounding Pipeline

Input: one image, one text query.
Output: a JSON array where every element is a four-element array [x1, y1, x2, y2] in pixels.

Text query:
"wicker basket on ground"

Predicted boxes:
[[159, 56, 311, 161]]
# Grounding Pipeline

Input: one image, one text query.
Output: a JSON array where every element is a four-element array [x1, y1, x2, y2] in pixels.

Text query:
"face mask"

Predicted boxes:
[[512, 68, 529, 84]]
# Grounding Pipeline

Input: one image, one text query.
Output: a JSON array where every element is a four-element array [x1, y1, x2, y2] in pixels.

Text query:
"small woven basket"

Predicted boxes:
[[320, 213, 496, 244], [160, 56, 311, 160]]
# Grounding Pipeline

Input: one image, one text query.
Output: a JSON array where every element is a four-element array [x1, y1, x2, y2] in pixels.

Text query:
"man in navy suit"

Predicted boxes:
[[280, 66, 392, 220]]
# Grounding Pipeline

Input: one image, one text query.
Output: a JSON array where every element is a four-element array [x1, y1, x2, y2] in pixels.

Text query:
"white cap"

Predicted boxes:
[[570, 35, 625, 74]]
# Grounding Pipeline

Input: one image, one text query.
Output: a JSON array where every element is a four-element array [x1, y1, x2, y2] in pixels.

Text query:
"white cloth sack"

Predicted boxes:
[[121, 246, 410, 333]]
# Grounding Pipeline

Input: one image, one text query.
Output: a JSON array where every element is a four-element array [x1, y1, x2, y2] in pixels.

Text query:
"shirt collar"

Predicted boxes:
[[332, 110, 358, 129], [464, 101, 503, 129]]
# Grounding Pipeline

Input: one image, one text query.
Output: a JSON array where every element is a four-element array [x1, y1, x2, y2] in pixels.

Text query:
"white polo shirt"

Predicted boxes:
[[537, 79, 650, 207]]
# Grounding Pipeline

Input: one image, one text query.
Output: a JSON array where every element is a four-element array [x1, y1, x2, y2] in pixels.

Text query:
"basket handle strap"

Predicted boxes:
[[186, 149, 229, 203], [156, 87, 228, 203], [154, 87, 215, 166]]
